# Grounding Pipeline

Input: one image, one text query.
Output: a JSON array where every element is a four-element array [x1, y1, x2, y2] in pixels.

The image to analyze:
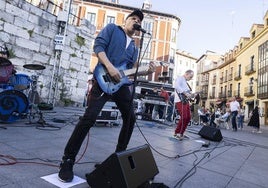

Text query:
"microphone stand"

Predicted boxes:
[[127, 32, 145, 126], [133, 32, 145, 83]]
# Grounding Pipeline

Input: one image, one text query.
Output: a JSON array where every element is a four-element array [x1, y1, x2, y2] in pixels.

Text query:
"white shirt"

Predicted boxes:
[[230, 100, 240, 112], [174, 75, 191, 103]]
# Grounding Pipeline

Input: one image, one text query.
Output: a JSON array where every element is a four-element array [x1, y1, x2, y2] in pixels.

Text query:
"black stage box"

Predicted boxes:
[[86, 144, 159, 188], [198, 126, 223, 142]]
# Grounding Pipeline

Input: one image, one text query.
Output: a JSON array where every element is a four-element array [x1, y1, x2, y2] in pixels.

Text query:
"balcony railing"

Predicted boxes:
[[218, 92, 227, 98], [201, 80, 209, 86], [212, 78, 216, 85], [233, 90, 240, 97], [244, 86, 255, 97], [227, 90, 232, 97], [234, 72, 242, 81], [201, 92, 208, 99], [228, 74, 233, 81], [245, 64, 256, 75], [219, 77, 223, 84]]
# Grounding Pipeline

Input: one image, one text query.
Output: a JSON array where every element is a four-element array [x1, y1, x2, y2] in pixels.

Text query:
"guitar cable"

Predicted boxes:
[[129, 34, 181, 159]]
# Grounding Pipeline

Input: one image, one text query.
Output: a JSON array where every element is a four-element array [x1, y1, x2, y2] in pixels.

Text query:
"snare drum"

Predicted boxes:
[[9, 74, 32, 91], [0, 90, 29, 122]]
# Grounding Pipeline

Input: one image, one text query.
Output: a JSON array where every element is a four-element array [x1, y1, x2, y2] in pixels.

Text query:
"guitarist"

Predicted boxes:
[[173, 70, 194, 140], [58, 9, 155, 182]]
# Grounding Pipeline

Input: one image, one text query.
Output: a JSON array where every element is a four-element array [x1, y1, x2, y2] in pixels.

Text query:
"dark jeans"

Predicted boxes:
[[231, 111, 238, 130], [63, 82, 136, 160], [166, 105, 174, 121]]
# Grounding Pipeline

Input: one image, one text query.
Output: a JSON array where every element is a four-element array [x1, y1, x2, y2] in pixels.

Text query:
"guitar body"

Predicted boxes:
[[94, 63, 132, 95], [178, 92, 197, 104]]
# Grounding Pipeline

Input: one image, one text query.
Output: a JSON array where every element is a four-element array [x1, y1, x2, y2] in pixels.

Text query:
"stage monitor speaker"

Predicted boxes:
[[198, 126, 223, 142], [85, 144, 159, 188]]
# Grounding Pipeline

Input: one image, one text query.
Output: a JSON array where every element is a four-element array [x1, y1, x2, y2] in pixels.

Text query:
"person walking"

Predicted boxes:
[[237, 106, 245, 129], [58, 9, 155, 182], [229, 96, 240, 131], [248, 106, 262, 133], [173, 70, 194, 140]]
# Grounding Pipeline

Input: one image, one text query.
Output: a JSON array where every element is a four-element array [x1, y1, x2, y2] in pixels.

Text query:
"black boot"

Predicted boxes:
[[58, 158, 74, 182]]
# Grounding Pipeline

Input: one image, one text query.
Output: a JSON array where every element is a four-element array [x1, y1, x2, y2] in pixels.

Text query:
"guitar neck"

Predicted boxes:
[[123, 66, 149, 76]]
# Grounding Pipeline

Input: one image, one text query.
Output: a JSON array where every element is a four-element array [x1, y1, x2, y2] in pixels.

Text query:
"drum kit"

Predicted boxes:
[[0, 57, 46, 125]]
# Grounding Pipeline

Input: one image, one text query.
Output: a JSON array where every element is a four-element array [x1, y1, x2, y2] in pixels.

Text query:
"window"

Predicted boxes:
[[238, 83, 241, 96], [250, 55, 254, 70], [87, 12, 96, 25], [143, 20, 153, 34], [107, 16, 115, 24], [171, 28, 176, 42], [170, 48, 175, 63]]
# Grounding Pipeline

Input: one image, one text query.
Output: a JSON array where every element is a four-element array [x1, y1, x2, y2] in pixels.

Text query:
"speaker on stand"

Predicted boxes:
[[85, 144, 159, 188]]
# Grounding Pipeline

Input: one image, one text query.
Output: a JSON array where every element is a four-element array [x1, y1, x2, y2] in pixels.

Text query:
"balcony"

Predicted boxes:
[[228, 74, 233, 81], [219, 77, 223, 84], [212, 78, 216, 85], [234, 90, 240, 97], [234, 72, 242, 81], [245, 64, 256, 75], [201, 92, 208, 99], [223, 76, 228, 83], [201, 80, 209, 86], [227, 90, 232, 97], [244, 86, 255, 97], [209, 94, 216, 99], [218, 92, 227, 98]]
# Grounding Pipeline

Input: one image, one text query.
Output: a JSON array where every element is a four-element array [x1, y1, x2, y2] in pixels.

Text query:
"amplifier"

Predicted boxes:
[[97, 109, 119, 121]]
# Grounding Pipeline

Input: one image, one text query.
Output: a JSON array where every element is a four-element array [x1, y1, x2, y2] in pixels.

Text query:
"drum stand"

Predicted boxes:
[[27, 75, 58, 129], [27, 76, 46, 125]]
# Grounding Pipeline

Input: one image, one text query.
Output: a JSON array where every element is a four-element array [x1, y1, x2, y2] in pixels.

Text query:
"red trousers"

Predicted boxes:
[[175, 102, 191, 135]]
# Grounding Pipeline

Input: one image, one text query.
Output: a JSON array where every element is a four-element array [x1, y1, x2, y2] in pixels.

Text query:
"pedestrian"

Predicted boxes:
[[58, 9, 156, 182], [237, 106, 245, 129], [229, 96, 240, 131], [248, 106, 262, 133], [173, 70, 194, 140]]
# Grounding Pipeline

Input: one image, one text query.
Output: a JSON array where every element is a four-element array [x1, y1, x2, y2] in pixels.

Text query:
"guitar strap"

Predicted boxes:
[[175, 79, 192, 104], [186, 82, 192, 91]]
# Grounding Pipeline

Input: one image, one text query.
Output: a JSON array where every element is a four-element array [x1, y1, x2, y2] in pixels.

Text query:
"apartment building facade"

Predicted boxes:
[[70, 0, 181, 85], [197, 11, 268, 125]]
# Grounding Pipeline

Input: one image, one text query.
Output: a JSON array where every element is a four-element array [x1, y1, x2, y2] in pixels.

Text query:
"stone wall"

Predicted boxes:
[[0, 0, 94, 107]]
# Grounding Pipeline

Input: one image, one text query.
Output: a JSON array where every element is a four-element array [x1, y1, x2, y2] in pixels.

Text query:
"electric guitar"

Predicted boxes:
[[177, 91, 200, 104], [94, 63, 149, 95]]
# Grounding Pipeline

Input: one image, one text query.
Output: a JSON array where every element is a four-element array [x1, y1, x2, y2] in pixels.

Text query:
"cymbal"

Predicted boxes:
[[0, 57, 12, 66], [23, 64, 46, 70]]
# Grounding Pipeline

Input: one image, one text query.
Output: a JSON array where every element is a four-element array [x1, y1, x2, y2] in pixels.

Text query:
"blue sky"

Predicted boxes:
[[119, 0, 267, 58]]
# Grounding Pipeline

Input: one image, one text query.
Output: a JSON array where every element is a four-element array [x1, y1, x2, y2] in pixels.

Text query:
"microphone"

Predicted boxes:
[[133, 24, 150, 35]]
